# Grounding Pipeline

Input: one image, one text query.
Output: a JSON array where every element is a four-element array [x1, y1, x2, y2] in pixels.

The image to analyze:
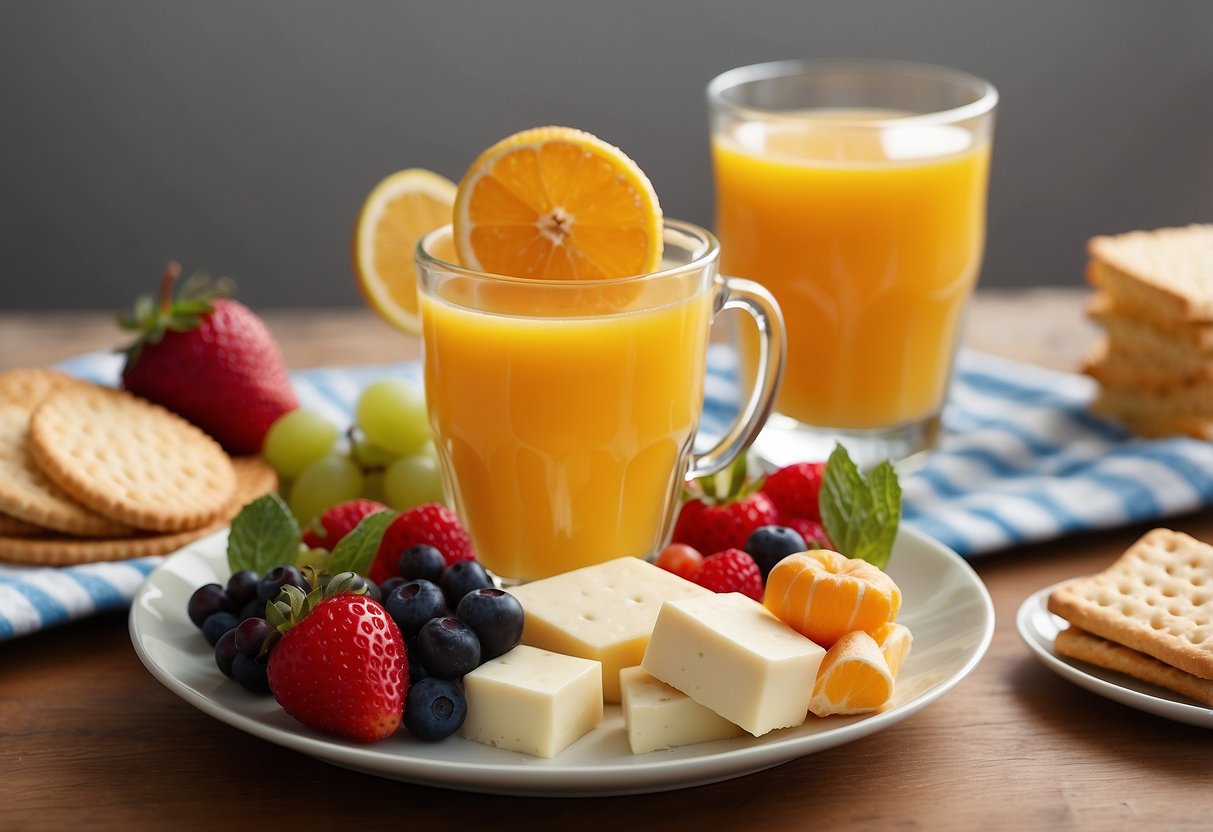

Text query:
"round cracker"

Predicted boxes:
[[0, 403, 133, 536], [0, 521, 226, 566], [0, 368, 89, 407], [0, 511, 47, 537], [227, 456, 280, 509], [28, 386, 236, 533]]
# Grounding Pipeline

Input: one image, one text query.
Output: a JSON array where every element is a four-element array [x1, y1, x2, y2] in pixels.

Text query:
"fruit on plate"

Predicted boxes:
[[761, 460, 827, 522], [873, 621, 914, 677], [453, 125, 663, 280], [691, 548, 764, 601], [672, 455, 779, 556], [763, 549, 902, 649], [120, 263, 298, 454], [744, 524, 808, 580], [265, 573, 408, 743], [353, 168, 457, 334], [808, 629, 895, 717], [301, 498, 390, 551], [262, 409, 341, 479], [654, 542, 704, 581], [371, 502, 476, 583]]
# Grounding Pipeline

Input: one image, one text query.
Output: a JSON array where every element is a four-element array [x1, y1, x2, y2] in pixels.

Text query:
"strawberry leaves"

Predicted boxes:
[[117, 262, 235, 370], [818, 444, 902, 570]]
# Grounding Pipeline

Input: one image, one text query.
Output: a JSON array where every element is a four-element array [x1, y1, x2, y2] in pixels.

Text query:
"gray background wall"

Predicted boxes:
[[2, 0, 1211, 310]]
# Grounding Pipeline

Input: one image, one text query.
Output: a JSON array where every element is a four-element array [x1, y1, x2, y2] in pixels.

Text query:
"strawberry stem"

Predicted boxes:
[[158, 261, 182, 316]]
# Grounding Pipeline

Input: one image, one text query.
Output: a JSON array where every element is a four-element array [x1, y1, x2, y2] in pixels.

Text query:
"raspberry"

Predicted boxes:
[[371, 503, 476, 584], [301, 498, 390, 550], [671, 491, 779, 556], [693, 548, 764, 602], [783, 517, 833, 550], [761, 461, 827, 522]]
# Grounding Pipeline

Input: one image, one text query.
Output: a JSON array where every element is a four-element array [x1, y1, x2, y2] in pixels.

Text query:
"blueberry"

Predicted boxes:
[[416, 617, 480, 679], [257, 565, 309, 604], [745, 525, 808, 579], [383, 579, 447, 639], [240, 597, 264, 621], [188, 583, 235, 628], [456, 588, 523, 660], [398, 544, 446, 583], [201, 611, 239, 646], [224, 569, 260, 608], [214, 630, 238, 678], [439, 560, 493, 609], [234, 617, 275, 659], [232, 653, 271, 694], [405, 636, 430, 686], [350, 574, 382, 603], [379, 576, 407, 597], [404, 678, 467, 741]]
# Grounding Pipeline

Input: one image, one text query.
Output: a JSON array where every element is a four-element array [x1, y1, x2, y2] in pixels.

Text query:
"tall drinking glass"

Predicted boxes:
[[709, 59, 997, 467], [416, 220, 784, 583]]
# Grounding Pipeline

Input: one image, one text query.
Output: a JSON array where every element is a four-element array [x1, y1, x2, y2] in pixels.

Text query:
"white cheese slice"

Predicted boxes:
[[459, 644, 603, 758], [508, 557, 709, 703], [641, 592, 826, 736], [619, 665, 745, 754]]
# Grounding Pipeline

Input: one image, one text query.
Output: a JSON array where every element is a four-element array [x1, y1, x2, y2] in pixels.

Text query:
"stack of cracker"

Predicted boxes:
[[1083, 223, 1213, 439], [1048, 528, 1213, 706], [0, 368, 276, 566]]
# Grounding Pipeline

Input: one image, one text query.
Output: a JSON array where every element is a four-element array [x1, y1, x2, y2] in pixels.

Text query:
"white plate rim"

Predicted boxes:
[[130, 525, 996, 796], [1015, 584, 1213, 729]]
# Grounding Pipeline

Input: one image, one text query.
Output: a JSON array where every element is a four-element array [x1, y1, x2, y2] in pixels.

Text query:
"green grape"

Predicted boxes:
[[263, 409, 341, 479], [383, 453, 445, 511], [351, 438, 400, 469], [287, 455, 364, 526], [355, 380, 430, 456]]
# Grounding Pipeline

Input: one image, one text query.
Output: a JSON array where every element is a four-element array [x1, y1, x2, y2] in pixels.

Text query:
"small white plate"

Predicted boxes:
[[130, 526, 994, 796], [1016, 585, 1213, 729]]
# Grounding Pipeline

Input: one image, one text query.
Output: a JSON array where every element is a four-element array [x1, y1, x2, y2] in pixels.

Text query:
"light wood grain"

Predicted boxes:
[[1, 291, 1210, 831]]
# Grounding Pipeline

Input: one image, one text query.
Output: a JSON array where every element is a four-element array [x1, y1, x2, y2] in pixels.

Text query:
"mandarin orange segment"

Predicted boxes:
[[872, 621, 913, 677], [454, 126, 663, 280], [808, 630, 895, 717], [763, 550, 902, 649]]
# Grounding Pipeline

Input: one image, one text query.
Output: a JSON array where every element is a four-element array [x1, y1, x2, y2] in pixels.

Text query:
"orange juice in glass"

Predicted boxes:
[[416, 221, 783, 583], [709, 60, 997, 467]]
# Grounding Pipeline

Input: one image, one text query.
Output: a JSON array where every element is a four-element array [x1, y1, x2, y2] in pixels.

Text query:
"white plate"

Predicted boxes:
[[130, 526, 994, 796], [1016, 585, 1213, 729]]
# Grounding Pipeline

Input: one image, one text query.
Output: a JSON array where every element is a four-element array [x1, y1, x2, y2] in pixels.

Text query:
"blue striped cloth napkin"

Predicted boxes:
[[2, 346, 1210, 641]]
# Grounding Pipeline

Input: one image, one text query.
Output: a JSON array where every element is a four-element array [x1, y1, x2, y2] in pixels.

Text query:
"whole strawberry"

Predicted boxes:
[[265, 573, 407, 743], [693, 548, 764, 602], [120, 263, 298, 454], [302, 498, 391, 550], [761, 461, 827, 522], [671, 456, 778, 556], [370, 503, 476, 584]]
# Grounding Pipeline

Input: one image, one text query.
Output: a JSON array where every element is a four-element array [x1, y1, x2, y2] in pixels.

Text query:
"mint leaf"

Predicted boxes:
[[227, 493, 301, 575], [819, 444, 902, 569], [326, 510, 397, 576]]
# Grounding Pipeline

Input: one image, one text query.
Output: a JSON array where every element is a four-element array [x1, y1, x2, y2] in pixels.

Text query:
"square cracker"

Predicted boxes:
[[1054, 626, 1213, 707], [1048, 529, 1213, 680], [1087, 224, 1213, 322]]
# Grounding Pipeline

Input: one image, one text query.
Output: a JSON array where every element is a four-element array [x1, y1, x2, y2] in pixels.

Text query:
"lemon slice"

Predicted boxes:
[[453, 126, 663, 280], [353, 168, 457, 334]]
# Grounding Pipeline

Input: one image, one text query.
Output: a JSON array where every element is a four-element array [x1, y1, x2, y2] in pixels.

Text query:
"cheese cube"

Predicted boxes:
[[508, 557, 709, 703], [641, 592, 826, 736], [459, 644, 603, 758], [619, 665, 744, 754]]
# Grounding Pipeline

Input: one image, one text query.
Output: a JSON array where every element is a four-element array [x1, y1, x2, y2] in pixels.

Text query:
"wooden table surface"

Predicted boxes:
[[2, 290, 1210, 831]]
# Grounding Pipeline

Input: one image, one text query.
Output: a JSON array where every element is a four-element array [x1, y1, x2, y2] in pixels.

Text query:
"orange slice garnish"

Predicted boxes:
[[353, 168, 457, 334], [872, 621, 913, 677], [453, 126, 663, 280], [808, 630, 896, 717]]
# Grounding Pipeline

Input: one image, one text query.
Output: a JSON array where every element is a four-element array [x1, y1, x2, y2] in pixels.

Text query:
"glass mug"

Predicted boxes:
[[709, 59, 998, 468], [415, 220, 783, 584]]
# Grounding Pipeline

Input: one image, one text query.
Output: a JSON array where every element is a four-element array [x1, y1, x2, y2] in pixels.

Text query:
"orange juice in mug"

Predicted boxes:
[[416, 221, 783, 583], [709, 60, 997, 466]]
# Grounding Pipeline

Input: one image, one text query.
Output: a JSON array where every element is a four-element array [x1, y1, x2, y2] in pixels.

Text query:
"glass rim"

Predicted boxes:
[[416, 218, 720, 287], [706, 58, 999, 127]]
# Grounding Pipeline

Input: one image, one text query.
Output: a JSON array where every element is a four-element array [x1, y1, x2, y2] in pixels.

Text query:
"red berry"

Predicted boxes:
[[120, 266, 297, 455], [655, 543, 705, 581], [370, 503, 475, 584], [693, 548, 764, 602], [782, 517, 833, 550], [671, 491, 779, 556], [761, 461, 827, 522], [301, 498, 390, 550], [267, 593, 407, 743]]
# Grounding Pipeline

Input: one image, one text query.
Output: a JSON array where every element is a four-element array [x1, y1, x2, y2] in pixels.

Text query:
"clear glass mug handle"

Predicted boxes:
[[686, 276, 785, 479]]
